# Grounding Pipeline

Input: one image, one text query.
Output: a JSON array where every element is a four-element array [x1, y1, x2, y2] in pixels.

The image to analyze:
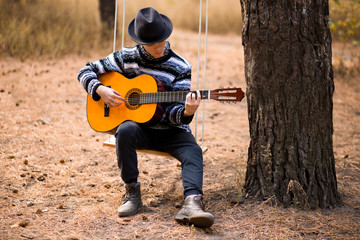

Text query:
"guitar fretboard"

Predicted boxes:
[[138, 90, 210, 104]]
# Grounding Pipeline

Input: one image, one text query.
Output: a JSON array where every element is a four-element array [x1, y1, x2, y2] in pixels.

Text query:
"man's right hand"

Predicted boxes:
[[96, 85, 125, 107]]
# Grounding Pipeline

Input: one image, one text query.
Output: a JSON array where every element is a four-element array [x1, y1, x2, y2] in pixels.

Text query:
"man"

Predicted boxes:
[[77, 7, 214, 228]]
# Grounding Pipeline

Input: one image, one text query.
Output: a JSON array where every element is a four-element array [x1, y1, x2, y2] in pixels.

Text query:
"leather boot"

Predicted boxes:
[[175, 194, 214, 228], [118, 182, 142, 217]]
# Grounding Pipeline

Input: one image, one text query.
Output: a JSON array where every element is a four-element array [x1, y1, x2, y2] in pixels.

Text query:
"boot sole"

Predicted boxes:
[[189, 215, 214, 228], [175, 214, 214, 228], [118, 209, 138, 217]]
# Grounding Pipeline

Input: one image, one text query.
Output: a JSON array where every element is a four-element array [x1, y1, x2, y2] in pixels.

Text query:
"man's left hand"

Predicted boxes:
[[184, 90, 201, 117]]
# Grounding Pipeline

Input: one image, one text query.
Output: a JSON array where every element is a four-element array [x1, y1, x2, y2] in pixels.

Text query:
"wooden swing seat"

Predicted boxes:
[[103, 135, 207, 156]]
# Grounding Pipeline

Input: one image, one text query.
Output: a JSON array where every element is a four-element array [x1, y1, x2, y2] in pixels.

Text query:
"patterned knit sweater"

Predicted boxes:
[[77, 41, 193, 132]]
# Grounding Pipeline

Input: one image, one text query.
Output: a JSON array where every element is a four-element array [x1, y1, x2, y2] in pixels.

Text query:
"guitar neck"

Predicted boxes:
[[139, 90, 210, 104]]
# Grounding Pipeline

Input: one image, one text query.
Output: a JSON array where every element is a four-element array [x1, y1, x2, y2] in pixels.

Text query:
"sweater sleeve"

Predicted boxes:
[[166, 67, 194, 125], [77, 51, 124, 101]]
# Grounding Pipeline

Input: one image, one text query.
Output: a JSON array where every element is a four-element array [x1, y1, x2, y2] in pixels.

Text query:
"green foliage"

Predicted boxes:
[[329, 0, 360, 81], [330, 0, 360, 46]]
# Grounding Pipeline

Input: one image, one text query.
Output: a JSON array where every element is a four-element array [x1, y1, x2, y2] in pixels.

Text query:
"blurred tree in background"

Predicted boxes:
[[99, 0, 116, 38]]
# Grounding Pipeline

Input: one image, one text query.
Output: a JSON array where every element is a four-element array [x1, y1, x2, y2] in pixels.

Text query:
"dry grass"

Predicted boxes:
[[1, 30, 360, 239], [0, 0, 242, 58], [124, 0, 242, 34], [2, 0, 360, 59], [0, 0, 102, 58]]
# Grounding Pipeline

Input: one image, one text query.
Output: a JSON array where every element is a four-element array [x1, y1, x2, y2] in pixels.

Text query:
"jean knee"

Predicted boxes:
[[115, 121, 141, 145], [115, 121, 138, 136], [179, 144, 203, 166]]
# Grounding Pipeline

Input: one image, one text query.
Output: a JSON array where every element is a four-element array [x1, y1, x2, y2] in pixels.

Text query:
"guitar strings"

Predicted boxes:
[[126, 91, 193, 105], [124, 89, 239, 105]]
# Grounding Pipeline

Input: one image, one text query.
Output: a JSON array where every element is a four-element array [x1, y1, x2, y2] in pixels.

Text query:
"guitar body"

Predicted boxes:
[[86, 72, 245, 133], [86, 72, 163, 132]]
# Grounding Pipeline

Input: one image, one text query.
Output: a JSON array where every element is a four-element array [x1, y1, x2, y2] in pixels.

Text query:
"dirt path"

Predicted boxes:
[[1, 31, 359, 239]]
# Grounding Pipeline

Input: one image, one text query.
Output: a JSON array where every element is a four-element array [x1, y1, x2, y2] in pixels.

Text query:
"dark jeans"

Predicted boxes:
[[115, 121, 203, 198]]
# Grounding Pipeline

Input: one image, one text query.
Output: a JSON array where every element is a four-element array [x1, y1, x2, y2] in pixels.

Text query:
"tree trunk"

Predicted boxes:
[[240, 0, 339, 208], [99, 0, 116, 30]]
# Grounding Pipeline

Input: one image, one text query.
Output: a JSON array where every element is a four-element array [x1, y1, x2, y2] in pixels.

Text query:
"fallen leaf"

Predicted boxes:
[[10, 220, 29, 228]]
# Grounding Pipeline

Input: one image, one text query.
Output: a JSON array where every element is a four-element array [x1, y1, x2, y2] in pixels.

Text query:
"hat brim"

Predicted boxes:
[[128, 14, 173, 45]]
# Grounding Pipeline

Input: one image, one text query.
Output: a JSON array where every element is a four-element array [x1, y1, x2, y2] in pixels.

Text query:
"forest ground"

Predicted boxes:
[[1, 30, 359, 239]]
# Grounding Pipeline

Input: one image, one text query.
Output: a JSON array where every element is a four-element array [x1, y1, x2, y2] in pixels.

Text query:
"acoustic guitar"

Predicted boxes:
[[86, 72, 245, 132]]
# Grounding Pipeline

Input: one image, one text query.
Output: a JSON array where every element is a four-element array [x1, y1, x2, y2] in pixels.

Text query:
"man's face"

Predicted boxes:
[[142, 40, 166, 59]]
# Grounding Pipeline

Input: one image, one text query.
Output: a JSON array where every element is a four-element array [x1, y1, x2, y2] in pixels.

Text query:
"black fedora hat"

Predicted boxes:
[[128, 7, 173, 45]]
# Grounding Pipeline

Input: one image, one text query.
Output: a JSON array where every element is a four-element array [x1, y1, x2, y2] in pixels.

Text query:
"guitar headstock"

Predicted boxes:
[[209, 87, 245, 103]]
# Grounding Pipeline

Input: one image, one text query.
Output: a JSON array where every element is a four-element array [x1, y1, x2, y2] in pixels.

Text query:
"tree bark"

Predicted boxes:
[[240, 0, 339, 208]]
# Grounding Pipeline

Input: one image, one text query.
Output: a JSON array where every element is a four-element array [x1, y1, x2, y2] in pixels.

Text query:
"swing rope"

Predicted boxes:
[[201, 0, 210, 148], [112, 0, 126, 51], [121, 0, 126, 49], [194, 0, 203, 141], [195, 0, 210, 148], [113, 0, 119, 52], [110, 0, 210, 149]]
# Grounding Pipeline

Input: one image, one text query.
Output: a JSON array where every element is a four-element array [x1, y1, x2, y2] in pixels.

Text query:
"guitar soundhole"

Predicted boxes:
[[125, 88, 141, 110]]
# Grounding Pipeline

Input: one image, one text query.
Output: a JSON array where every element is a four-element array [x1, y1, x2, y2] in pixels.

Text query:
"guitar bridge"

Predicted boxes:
[[104, 104, 109, 117], [104, 85, 111, 117]]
